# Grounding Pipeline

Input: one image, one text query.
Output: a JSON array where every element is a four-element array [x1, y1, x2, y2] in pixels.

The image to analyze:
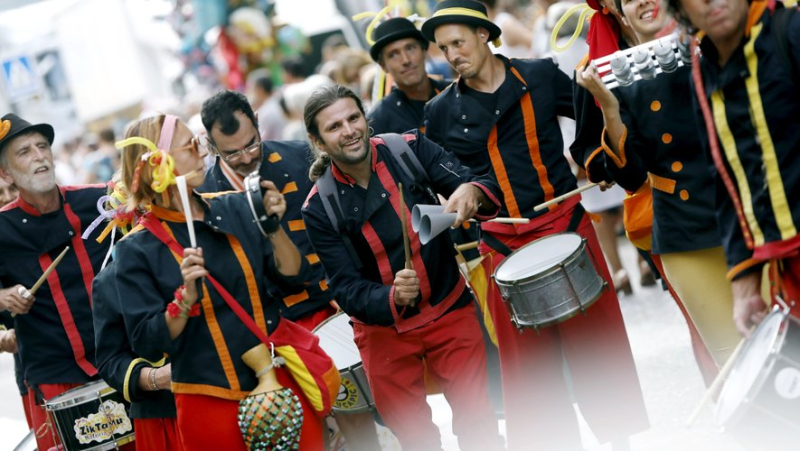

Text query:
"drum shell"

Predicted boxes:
[[718, 313, 800, 450], [335, 363, 375, 414], [313, 313, 376, 415], [493, 235, 606, 330], [44, 381, 134, 451]]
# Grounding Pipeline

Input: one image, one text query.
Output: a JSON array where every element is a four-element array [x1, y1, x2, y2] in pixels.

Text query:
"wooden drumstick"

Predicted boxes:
[[398, 183, 412, 270], [469, 217, 531, 224], [455, 241, 479, 252], [12, 246, 70, 317], [533, 183, 599, 212], [685, 333, 750, 426]]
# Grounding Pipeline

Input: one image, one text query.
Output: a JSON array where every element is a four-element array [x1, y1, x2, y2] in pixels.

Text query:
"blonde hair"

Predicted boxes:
[[120, 115, 167, 212]]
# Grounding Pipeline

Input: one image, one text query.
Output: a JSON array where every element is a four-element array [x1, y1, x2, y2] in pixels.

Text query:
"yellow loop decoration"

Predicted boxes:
[[115, 137, 158, 153], [0, 120, 10, 141], [353, 6, 392, 45], [550, 3, 595, 53], [149, 152, 176, 194]]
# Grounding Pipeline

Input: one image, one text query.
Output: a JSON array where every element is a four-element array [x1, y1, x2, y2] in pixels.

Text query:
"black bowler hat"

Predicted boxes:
[[421, 0, 502, 46], [370, 17, 429, 62], [0, 113, 54, 155]]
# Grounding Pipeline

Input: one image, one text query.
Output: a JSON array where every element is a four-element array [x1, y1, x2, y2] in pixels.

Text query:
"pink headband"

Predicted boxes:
[[157, 115, 178, 152]]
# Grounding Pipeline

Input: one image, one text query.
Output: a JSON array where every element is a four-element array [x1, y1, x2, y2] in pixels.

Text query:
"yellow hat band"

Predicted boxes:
[[432, 7, 491, 22]]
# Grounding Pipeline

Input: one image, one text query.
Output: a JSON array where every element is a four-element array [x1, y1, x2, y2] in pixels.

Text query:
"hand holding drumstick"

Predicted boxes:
[[395, 183, 418, 308], [2, 246, 70, 316]]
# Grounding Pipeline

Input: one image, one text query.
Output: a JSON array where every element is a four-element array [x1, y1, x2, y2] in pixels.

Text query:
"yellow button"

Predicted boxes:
[[662, 133, 673, 144], [679, 189, 689, 201], [651, 101, 662, 112], [671, 161, 683, 172]]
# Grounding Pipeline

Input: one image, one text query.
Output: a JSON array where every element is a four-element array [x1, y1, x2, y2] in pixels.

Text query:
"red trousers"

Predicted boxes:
[[772, 253, 800, 319], [25, 382, 81, 451], [174, 369, 324, 451], [480, 211, 649, 449], [353, 304, 503, 451], [134, 417, 183, 451]]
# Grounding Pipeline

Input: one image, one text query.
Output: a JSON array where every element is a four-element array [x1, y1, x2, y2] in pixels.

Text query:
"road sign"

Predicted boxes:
[[1, 55, 41, 102]]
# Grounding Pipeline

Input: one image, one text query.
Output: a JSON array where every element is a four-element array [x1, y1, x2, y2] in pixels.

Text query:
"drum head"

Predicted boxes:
[[494, 233, 583, 283], [45, 380, 110, 407], [716, 310, 786, 425], [313, 313, 361, 371]]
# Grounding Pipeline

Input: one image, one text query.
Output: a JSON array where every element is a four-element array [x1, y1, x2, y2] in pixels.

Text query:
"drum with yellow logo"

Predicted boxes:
[[313, 312, 375, 414]]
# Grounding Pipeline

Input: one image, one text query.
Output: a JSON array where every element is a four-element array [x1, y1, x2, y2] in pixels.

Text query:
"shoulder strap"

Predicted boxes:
[[140, 214, 272, 345], [773, 5, 798, 79], [377, 133, 440, 205], [315, 167, 363, 269]]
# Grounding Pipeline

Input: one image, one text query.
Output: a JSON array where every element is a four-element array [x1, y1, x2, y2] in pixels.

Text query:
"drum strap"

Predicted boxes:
[[566, 203, 585, 233]]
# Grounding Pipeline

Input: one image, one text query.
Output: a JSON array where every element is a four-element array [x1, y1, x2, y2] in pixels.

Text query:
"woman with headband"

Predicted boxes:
[[110, 114, 336, 450]]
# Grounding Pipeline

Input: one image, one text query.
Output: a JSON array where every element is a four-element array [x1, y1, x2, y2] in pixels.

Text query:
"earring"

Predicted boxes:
[[602, 7, 609, 14], [368, 126, 375, 136]]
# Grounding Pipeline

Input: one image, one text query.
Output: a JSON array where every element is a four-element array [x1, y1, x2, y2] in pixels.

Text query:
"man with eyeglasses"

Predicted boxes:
[[198, 90, 382, 448]]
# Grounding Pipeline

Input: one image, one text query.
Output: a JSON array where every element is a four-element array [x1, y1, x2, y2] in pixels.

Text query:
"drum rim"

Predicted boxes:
[[493, 232, 586, 285], [715, 309, 792, 426], [311, 310, 347, 333], [44, 381, 115, 410]]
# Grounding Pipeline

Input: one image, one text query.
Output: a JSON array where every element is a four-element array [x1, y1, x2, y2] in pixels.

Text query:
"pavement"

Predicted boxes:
[[0, 238, 749, 450]]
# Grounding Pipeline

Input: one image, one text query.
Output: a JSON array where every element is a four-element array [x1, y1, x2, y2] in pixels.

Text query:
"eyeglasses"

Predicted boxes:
[[173, 136, 202, 156], [207, 133, 261, 164]]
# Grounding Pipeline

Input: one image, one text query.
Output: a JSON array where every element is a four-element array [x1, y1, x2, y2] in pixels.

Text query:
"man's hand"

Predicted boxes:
[[443, 184, 485, 228], [0, 285, 35, 315], [261, 180, 287, 222], [0, 329, 18, 353], [393, 268, 419, 307], [731, 272, 769, 338]]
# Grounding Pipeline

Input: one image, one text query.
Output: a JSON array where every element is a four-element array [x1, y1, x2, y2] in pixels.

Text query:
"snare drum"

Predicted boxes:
[[313, 313, 375, 414], [716, 308, 800, 450], [492, 232, 606, 331], [44, 380, 134, 451]]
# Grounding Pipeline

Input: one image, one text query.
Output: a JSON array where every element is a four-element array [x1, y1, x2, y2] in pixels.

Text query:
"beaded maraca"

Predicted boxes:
[[238, 343, 304, 450]]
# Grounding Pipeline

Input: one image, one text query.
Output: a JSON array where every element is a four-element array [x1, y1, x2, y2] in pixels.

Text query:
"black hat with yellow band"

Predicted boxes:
[[421, 0, 502, 47]]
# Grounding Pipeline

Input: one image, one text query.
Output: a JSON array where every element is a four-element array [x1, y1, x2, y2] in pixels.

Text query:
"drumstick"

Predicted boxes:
[[12, 246, 70, 317], [398, 183, 412, 270], [176, 175, 203, 297], [534, 183, 599, 212], [469, 217, 530, 224], [685, 333, 750, 426], [455, 241, 479, 252]]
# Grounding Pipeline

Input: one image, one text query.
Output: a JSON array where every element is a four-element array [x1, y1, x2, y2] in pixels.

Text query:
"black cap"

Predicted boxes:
[[370, 17, 429, 62], [421, 0, 502, 44], [0, 113, 55, 156]]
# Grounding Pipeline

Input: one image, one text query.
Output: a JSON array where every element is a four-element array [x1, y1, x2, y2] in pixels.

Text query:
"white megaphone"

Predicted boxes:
[[415, 207, 458, 245], [411, 204, 445, 232]]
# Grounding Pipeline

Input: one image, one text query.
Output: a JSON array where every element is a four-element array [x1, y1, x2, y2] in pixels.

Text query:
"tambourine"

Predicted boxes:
[[244, 173, 281, 237]]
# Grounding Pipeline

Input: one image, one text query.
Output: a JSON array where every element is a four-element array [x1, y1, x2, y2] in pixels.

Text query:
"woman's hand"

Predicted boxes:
[[181, 248, 208, 305]]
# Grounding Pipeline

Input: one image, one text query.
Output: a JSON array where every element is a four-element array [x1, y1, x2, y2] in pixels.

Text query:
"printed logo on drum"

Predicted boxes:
[[334, 379, 359, 410], [774, 367, 800, 400], [73, 400, 133, 444]]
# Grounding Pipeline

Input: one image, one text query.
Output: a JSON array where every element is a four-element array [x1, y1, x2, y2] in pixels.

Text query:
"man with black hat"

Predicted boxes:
[[0, 114, 110, 450], [421, 1, 649, 449], [367, 17, 451, 135]]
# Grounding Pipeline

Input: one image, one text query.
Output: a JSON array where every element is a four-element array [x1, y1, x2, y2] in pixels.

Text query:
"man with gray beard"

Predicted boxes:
[[0, 114, 109, 451]]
